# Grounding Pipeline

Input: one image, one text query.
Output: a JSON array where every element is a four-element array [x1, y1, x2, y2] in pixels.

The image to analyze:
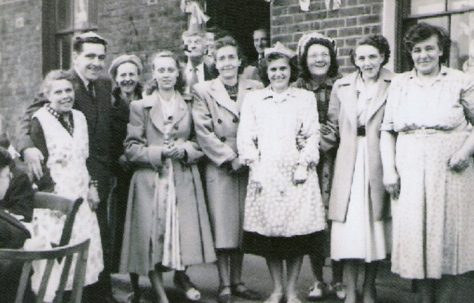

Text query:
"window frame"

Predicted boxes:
[[42, 0, 98, 75], [396, 0, 474, 72]]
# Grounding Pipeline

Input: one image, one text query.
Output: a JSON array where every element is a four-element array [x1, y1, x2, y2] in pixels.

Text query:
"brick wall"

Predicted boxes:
[[0, 0, 43, 142], [271, 0, 383, 73], [99, 0, 188, 80], [0, 0, 187, 143]]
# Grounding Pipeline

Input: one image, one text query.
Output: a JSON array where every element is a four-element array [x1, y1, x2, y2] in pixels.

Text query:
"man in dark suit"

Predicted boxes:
[[16, 32, 118, 303], [181, 28, 217, 101]]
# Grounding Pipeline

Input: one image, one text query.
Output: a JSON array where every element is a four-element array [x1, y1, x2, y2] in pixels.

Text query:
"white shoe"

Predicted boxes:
[[333, 282, 347, 300], [307, 281, 325, 300]]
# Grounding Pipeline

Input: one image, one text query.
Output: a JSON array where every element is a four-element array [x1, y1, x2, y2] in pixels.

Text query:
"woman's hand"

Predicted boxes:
[[87, 184, 100, 211], [118, 154, 132, 171], [293, 164, 307, 185], [383, 170, 400, 200], [448, 149, 472, 173], [162, 143, 185, 160], [320, 124, 332, 136]]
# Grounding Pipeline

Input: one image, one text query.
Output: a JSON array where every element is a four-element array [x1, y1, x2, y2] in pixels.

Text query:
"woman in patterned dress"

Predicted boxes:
[[324, 35, 392, 303], [237, 42, 326, 303], [292, 32, 345, 301], [120, 51, 215, 303], [380, 23, 474, 302], [28, 70, 104, 301]]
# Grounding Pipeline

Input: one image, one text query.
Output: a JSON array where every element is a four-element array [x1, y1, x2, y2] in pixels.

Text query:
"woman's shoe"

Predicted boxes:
[[263, 292, 284, 303], [217, 285, 233, 303], [231, 283, 262, 300], [333, 282, 347, 300], [174, 272, 201, 301], [307, 281, 326, 301]]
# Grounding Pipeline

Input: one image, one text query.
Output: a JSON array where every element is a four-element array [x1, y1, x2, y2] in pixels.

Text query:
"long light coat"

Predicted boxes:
[[120, 92, 216, 275], [322, 68, 393, 223], [192, 77, 263, 249]]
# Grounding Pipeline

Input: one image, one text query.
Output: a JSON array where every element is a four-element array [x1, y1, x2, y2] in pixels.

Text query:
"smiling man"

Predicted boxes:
[[17, 31, 118, 303]]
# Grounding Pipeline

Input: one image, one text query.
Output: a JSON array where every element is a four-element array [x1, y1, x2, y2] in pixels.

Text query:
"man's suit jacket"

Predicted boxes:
[[16, 70, 113, 180]]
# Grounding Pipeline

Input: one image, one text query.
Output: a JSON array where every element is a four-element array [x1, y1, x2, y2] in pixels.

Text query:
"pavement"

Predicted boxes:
[[110, 256, 426, 303]]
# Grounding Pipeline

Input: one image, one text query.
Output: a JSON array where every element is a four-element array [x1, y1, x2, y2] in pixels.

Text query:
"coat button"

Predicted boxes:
[[232, 117, 239, 123], [217, 118, 222, 124], [221, 136, 227, 142], [174, 137, 178, 141]]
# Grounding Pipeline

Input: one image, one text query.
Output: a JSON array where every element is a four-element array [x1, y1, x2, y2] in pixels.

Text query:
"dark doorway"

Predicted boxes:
[[206, 0, 270, 63]]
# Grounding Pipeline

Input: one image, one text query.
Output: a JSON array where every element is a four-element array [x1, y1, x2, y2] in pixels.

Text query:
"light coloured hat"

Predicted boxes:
[[108, 54, 143, 79], [264, 41, 296, 59], [296, 32, 336, 59]]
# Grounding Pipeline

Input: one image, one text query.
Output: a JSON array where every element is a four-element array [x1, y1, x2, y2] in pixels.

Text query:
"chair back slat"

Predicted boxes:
[[15, 261, 32, 303], [70, 243, 89, 303], [0, 239, 90, 303], [55, 253, 74, 302], [36, 258, 56, 302]]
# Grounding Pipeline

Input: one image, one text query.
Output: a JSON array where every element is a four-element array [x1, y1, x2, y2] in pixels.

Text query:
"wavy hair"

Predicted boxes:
[[145, 50, 186, 95]]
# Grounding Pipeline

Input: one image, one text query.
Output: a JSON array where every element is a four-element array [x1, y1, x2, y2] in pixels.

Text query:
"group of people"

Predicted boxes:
[[2, 20, 474, 303]]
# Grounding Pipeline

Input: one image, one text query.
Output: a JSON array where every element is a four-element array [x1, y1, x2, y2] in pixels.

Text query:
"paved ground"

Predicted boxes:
[[110, 256, 424, 303]]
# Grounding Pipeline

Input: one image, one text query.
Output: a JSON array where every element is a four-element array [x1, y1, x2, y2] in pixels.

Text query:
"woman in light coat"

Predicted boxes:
[[192, 36, 263, 303], [120, 51, 216, 303], [323, 35, 393, 303]]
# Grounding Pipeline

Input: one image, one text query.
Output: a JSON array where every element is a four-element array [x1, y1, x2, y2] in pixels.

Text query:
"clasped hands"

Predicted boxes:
[[162, 141, 186, 160]]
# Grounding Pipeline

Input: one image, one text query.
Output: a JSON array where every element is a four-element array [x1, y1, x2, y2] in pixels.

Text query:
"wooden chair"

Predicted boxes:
[[0, 238, 90, 303], [33, 192, 83, 247]]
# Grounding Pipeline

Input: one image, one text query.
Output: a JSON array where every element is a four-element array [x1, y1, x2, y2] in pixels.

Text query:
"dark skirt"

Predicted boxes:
[[242, 230, 324, 259]]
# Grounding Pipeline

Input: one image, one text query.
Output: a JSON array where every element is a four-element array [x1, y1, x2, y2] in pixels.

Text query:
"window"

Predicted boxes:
[[397, 0, 474, 73], [43, 0, 98, 74]]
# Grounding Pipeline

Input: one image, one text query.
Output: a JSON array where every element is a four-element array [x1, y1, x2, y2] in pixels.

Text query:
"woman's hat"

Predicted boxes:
[[108, 54, 143, 80], [296, 32, 336, 59], [264, 42, 296, 59]]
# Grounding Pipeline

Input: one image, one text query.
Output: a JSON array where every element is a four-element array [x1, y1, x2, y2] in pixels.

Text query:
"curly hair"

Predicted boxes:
[[299, 37, 339, 80], [403, 22, 450, 66], [259, 53, 299, 86], [145, 50, 186, 95], [41, 70, 74, 96], [350, 34, 391, 67], [213, 35, 248, 75]]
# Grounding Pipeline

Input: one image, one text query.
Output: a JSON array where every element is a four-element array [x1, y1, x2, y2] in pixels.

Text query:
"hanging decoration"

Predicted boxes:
[[325, 0, 341, 10], [181, 0, 210, 27], [299, 0, 310, 11]]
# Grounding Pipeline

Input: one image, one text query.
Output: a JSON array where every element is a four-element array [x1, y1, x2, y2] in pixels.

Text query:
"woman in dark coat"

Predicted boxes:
[[120, 50, 216, 303]]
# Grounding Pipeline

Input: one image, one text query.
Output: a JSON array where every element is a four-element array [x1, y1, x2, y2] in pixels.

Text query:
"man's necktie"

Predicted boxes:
[[87, 82, 95, 98]]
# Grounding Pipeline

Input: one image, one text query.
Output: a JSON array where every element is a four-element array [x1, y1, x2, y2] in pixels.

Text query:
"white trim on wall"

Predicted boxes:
[[382, 0, 396, 71]]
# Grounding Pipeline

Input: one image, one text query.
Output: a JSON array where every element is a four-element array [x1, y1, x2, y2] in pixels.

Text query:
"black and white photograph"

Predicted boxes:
[[0, 0, 474, 302]]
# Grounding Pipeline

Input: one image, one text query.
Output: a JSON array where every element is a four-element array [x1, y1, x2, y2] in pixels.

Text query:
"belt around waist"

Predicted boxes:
[[399, 127, 465, 136], [357, 126, 365, 137]]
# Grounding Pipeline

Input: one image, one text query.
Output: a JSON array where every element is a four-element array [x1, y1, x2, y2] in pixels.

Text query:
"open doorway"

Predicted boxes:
[[206, 0, 270, 63]]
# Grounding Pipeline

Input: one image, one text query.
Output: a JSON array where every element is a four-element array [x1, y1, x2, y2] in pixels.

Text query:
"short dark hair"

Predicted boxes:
[[253, 28, 269, 37], [403, 22, 450, 66], [213, 35, 247, 75], [350, 34, 391, 67], [299, 37, 339, 80], [72, 33, 108, 54], [41, 70, 74, 95], [0, 147, 12, 170], [145, 50, 185, 95], [260, 53, 298, 85]]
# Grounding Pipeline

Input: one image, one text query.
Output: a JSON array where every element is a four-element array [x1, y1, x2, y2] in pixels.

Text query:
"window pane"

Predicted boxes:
[[448, 0, 474, 11], [416, 16, 449, 29], [88, 0, 98, 27], [56, 0, 72, 31], [74, 0, 89, 29], [411, 0, 446, 15], [451, 12, 474, 73], [56, 35, 72, 70]]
